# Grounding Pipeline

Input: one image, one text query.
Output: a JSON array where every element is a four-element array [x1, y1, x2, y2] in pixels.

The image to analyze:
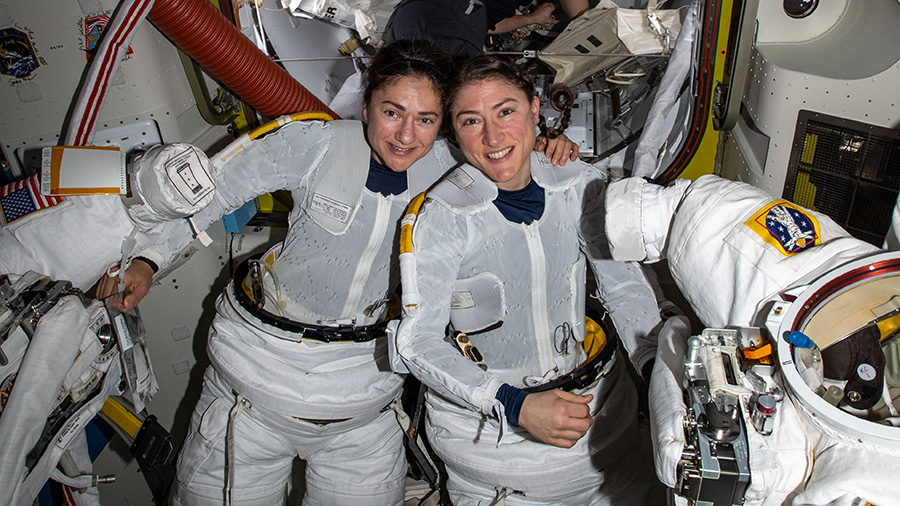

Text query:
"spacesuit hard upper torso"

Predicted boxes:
[[605, 174, 900, 506], [606, 174, 881, 327], [394, 153, 662, 495], [146, 119, 456, 417]]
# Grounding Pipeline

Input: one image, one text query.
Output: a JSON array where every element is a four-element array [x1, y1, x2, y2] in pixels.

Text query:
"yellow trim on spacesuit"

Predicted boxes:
[[400, 192, 428, 255], [876, 312, 900, 341], [212, 112, 335, 167], [248, 112, 334, 141]]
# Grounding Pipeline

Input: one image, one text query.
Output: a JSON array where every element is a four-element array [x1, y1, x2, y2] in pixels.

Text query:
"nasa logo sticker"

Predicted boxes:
[[745, 200, 821, 256], [0, 27, 41, 79]]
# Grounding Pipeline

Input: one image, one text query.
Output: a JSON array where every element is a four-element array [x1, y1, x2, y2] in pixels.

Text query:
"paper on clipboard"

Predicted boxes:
[[40, 145, 127, 196]]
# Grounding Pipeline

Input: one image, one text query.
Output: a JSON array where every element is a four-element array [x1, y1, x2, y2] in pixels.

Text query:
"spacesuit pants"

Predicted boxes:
[[427, 360, 666, 506], [171, 368, 407, 506]]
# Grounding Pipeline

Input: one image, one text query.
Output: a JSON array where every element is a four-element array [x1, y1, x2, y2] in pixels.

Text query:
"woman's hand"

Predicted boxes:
[[96, 259, 155, 311], [490, 2, 559, 34], [535, 134, 580, 166], [517, 389, 593, 447], [525, 2, 559, 26]]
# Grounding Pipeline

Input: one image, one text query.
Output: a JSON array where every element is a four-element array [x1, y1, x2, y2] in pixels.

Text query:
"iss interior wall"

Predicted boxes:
[[719, 0, 900, 197], [0, 0, 226, 174]]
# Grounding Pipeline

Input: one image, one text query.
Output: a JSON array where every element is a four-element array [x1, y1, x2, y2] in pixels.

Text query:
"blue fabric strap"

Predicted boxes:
[[495, 383, 529, 427], [133, 256, 159, 273]]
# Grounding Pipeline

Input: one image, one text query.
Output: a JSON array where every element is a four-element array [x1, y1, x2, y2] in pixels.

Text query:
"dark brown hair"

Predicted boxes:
[[363, 39, 454, 105], [446, 53, 536, 120]]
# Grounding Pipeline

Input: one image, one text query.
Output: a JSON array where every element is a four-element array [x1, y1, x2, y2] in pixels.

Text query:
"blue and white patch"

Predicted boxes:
[[746, 200, 821, 256], [0, 27, 40, 79]]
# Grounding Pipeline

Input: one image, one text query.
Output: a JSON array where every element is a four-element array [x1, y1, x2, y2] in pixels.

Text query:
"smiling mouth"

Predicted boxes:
[[486, 146, 512, 159], [389, 143, 414, 154]]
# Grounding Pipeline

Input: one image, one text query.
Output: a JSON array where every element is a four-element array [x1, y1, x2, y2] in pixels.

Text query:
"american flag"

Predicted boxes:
[[0, 174, 62, 226]]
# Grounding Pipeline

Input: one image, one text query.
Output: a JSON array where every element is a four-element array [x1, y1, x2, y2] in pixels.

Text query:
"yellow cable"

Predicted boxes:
[[246, 112, 335, 141]]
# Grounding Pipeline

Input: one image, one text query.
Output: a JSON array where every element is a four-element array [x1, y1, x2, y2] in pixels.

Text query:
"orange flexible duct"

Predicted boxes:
[[148, 0, 338, 119]]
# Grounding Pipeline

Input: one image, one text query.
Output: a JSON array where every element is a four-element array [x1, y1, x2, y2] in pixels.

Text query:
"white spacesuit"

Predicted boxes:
[[0, 143, 213, 291], [0, 143, 213, 506], [605, 174, 900, 506], [136, 119, 458, 505], [0, 277, 124, 506], [394, 153, 664, 505]]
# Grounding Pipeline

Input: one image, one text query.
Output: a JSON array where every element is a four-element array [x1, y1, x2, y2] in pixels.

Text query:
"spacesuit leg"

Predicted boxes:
[[301, 408, 406, 506], [431, 364, 665, 506], [0, 294, 89, 505], [442, 428, 663, 506], [172, 369, 292, 506], [173, 367, 406, 506]]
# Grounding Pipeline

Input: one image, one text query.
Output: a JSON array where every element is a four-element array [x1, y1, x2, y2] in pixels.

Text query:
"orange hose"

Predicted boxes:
[[148, 0, 338, 119]]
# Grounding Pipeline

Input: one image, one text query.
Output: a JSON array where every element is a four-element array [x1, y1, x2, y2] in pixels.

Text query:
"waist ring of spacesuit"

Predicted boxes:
[[232, 258, 388, 343], [523, 313, 618, 393]]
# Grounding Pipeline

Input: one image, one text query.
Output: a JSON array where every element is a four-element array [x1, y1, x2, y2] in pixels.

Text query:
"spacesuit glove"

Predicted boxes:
[[518, 389, 593, 448], [535, 134, 580, 166], [96, 258, 155, 311]]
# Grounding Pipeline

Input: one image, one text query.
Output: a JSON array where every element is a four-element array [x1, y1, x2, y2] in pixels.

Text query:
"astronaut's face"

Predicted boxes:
[[363, 76, 443, 173], [451, 77, 540, 191]]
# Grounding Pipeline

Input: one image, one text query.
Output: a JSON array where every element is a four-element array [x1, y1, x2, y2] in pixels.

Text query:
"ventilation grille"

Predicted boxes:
[[784, 110, 900, 246]]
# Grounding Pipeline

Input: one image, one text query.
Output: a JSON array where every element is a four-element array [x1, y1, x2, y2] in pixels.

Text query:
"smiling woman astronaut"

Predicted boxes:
[[393, 53, 666, 506], [98, 37, 582, 505], [102, 40, 456, 506]]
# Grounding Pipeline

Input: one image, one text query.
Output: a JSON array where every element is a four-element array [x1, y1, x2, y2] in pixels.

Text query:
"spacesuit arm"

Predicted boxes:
[[604, 176, 691, 262], [592, 260, 661, 374], [395, 200, 504, 416], [136, 120, 334, 268], [581, 170, 662, 374]]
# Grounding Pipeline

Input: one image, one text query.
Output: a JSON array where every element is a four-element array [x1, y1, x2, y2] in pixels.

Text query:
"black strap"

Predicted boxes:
[[523, 320, 619, 394], [232, 258, 387, 343]]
